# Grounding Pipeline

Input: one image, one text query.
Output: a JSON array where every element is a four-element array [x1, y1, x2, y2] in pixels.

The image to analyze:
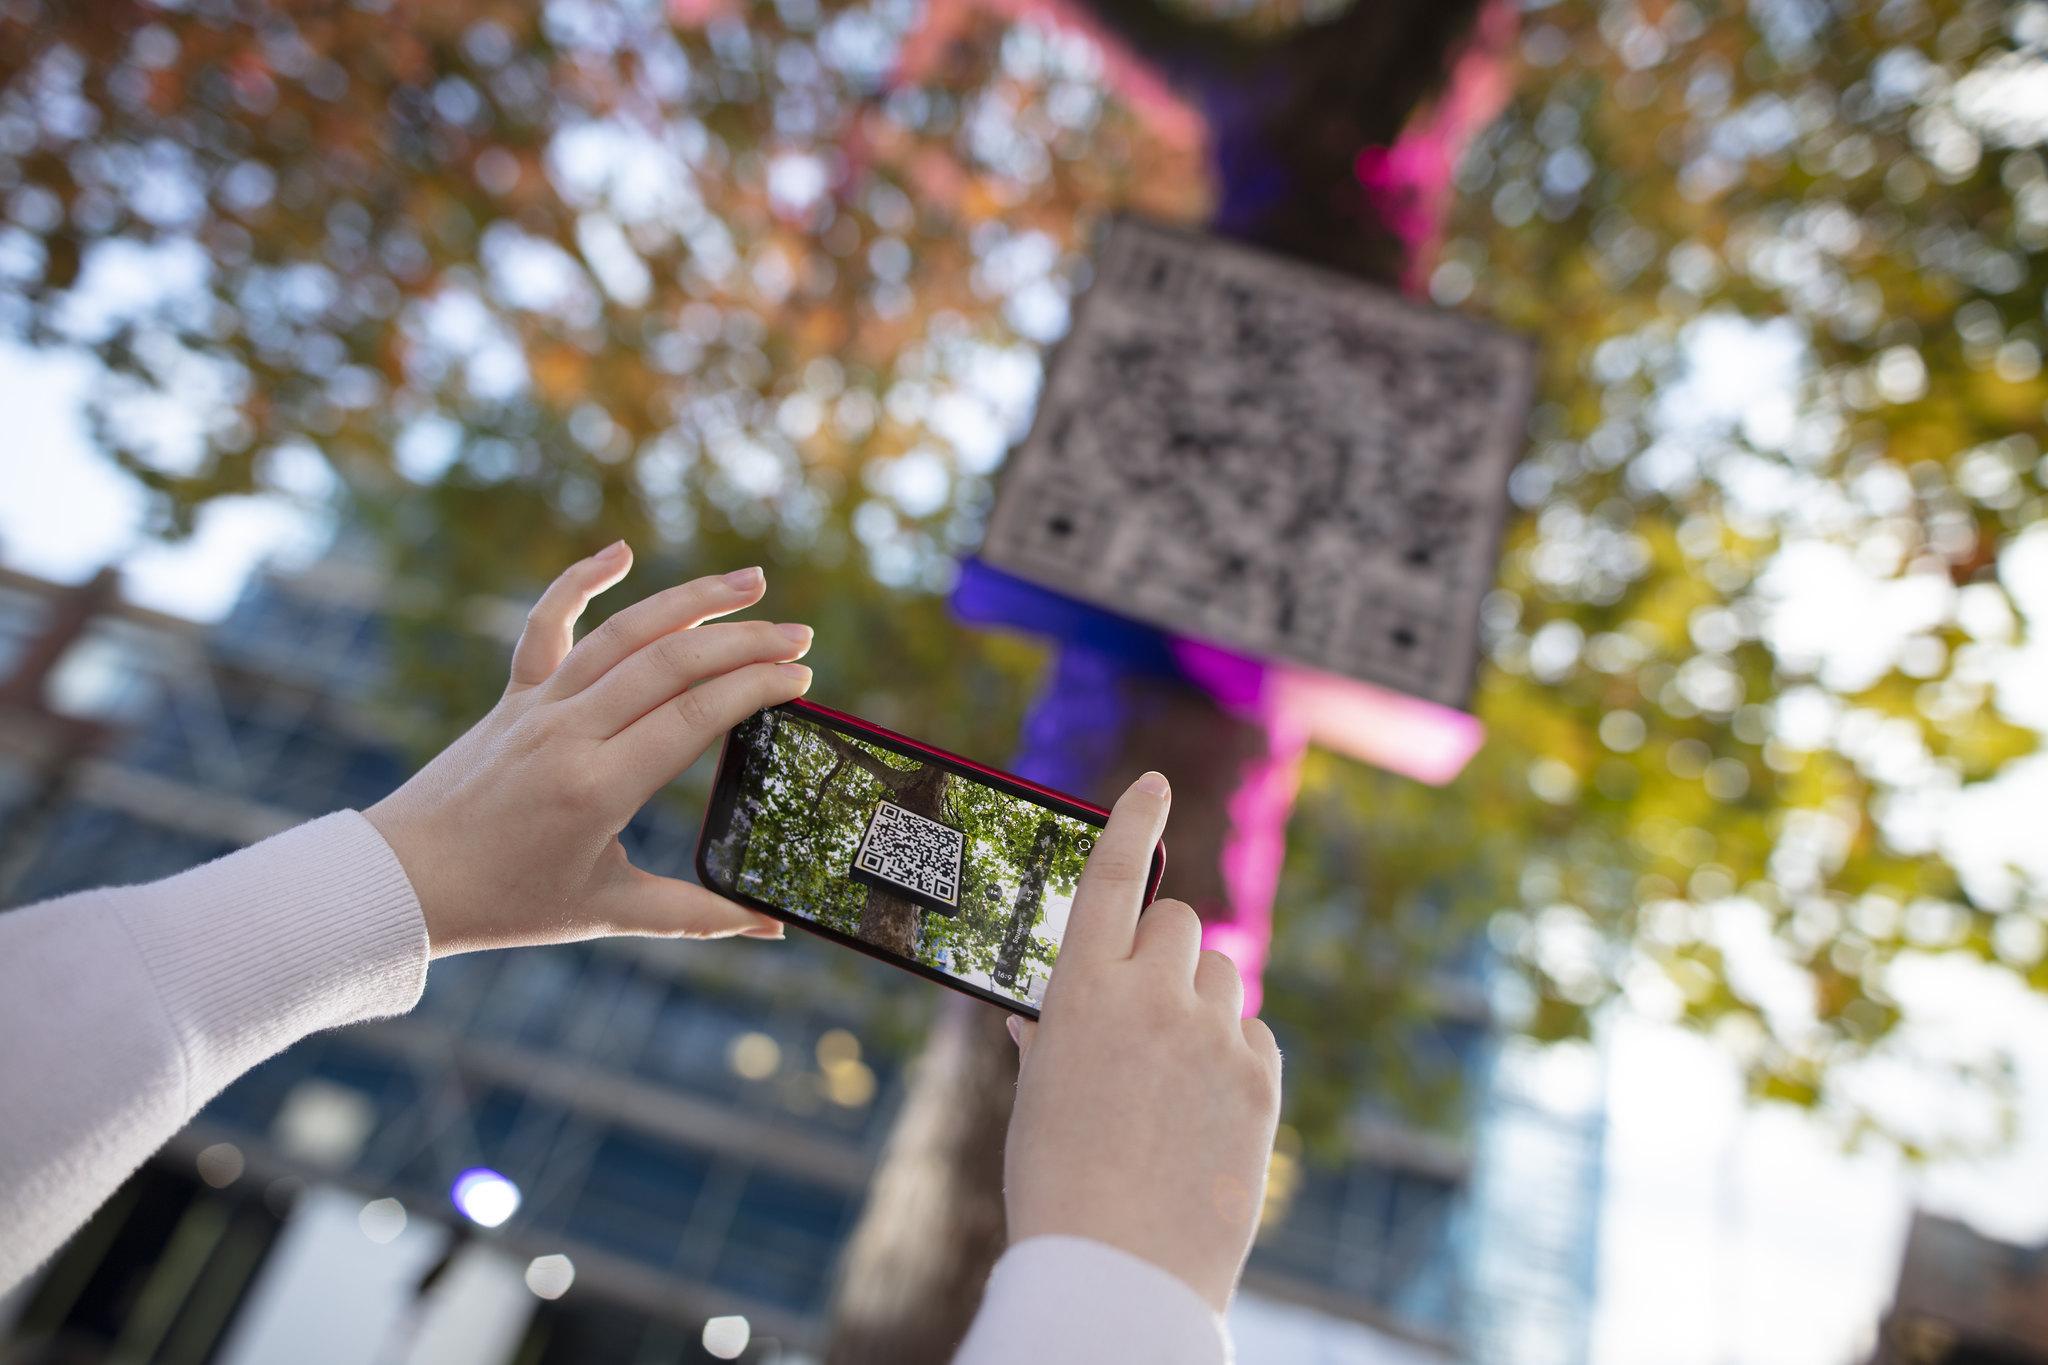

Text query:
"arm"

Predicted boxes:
[[953, 774, 1280, 1365], [0, 812, 425, 1290], [0, 545, 815, 1289]]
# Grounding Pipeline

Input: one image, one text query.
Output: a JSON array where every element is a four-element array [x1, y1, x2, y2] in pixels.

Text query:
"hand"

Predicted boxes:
[[364, 542, 814, 957], [1001, 772, 1283, 1314]]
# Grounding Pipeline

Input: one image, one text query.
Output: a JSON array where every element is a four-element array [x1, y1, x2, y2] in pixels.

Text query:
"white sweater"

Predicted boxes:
[[0, 810, 1227, 1363]]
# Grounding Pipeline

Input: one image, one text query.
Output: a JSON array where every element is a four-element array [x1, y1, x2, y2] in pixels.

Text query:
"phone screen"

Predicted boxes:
[[697, 702, 1156, 1015]]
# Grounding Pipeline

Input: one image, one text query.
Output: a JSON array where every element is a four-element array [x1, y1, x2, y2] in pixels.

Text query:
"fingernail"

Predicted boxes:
[[779, 623, 814, 655], [744, 918, 786, 940], [780, 662, 813, 689], [1005, 1015, 1023, 1046], [724, 566, 764, 590], [1134, 770, 1169, 797], [595, 539, 627, 562]]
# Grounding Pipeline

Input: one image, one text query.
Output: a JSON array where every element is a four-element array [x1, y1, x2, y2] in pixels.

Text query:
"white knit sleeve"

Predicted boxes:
[[951, 1235, 1233, 1365], [0, 810, 427, 1289]]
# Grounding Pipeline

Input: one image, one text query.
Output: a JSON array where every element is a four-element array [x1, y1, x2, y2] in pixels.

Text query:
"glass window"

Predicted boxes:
[[413, 951, 498, 1028], [0, 588, 49, 679], [203, 1041, 320, 1135], [561, 1127, 710, 1267], [470, 947, 585, 1046], [10, 805, 236, 902], [636, 988, 771, 1104], [710, 1167, 852, 1312]]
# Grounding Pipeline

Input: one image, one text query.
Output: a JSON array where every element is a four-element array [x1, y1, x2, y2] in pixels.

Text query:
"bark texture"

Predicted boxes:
[[992, 816, 1057, 990], [823, 998, 1019, 1365]]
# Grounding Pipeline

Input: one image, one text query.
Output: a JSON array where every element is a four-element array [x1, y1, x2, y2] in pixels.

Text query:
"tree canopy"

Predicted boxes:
[[5, 0, 2045, 1153], [1268, 0, 2047, 1155]]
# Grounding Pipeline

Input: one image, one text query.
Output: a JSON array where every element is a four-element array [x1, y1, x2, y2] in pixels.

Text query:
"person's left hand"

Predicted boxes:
[[365, 542, 814, 957]]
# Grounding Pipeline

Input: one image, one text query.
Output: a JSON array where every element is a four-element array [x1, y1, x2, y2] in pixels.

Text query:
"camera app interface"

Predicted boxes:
[[702, 708, 1099, 1009]]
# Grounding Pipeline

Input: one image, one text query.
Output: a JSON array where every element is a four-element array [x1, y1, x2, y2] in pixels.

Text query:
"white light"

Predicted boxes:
[[524, 1254, 575, 1300], [359, 1198, 407, 1244], [195, 1142, 244, 1188], [702, 1315, 751, 1360], [450, 1168, 522, 1228], [729, 1031, 781, 1081], [271, 1079, 376, 1168]]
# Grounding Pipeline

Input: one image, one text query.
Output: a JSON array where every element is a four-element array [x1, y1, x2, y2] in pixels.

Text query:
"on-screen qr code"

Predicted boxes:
[[851, 801, 966, 916], [979, 217, 1535, 709]]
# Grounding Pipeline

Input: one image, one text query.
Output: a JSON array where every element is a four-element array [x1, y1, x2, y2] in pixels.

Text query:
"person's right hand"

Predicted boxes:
[[1001, 772, 1283, 1314], [365, 544, 813, 958]]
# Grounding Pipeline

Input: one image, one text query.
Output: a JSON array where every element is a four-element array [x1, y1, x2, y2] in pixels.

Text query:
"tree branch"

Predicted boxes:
[[815, 728, 919, 793], [815, 756, 848, 805]]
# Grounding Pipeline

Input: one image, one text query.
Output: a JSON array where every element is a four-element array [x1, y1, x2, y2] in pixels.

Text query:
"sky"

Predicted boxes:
[[1586, 321, 2048, 1364], [8, 283, 2048, 1365]]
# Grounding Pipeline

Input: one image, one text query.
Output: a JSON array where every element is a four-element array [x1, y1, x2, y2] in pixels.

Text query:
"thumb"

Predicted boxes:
[[614, 872, 786, 941], [1005, 1013, 1038, 1064]]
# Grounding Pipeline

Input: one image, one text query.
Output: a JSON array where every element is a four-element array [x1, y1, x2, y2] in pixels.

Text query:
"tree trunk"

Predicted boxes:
[[857, 885, 923, 959], [723, 710, 779, 884], [993, 816, 1058, 990], [855, 763, 952, 958], [825, 998, 1016, 1364], [825, 4, 1505, 1358]]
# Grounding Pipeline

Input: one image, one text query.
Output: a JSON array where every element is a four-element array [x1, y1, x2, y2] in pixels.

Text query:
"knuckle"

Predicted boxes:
[[554, 759, 606, 812], [589, 611, 634, 655], [508, 711, 557, 754], [1086, 850, 1147, 884], [654, 630, 701, 676], [672, 686, 719, 733], [1239, 1056, 1279, 1105], [1242, 1023, 1283, 1078]]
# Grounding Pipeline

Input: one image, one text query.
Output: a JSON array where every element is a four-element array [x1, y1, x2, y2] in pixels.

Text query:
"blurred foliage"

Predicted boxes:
[[3, 0, 2046, 1155], [0, 0, 1207, 749], [1270, 0, 2047, 1155]]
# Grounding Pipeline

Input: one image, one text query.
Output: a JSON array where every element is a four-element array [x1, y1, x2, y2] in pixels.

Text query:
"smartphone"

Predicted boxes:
[[695, 699, 1166, 1017]]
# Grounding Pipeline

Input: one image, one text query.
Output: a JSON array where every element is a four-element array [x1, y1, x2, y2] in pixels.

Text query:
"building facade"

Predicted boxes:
[[0, 553, 1600, 1364]]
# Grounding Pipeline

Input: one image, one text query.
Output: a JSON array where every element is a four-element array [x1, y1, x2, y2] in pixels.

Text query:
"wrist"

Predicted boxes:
[[361, 795, 459, 957]]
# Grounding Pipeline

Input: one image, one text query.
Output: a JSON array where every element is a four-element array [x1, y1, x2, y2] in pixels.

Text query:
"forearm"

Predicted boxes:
[[951, 1235, 1232, 1365], [0, 811, 427, 1289]]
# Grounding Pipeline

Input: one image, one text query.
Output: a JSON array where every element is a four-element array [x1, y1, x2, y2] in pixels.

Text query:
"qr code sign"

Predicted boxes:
[[851, 801, 967, 916], [979, 218, 1535, 708]]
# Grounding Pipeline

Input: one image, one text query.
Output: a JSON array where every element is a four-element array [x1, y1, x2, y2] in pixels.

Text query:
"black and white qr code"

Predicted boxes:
[[852, 801, 966, 914], [979, 217, 1535, 709]]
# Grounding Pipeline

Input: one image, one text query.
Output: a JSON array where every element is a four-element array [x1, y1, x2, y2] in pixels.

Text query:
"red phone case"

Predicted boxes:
[[694, 697, 1167, 1018]]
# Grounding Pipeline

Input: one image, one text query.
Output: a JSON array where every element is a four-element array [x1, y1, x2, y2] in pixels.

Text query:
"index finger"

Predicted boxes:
[[1058, 771, 1170, 967], [542, 566, 767, 700]]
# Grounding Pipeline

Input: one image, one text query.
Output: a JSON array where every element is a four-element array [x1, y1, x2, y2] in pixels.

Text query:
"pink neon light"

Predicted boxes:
[[1273, 667, 1486, 787], [1167, 640, 1483, 1013], [1353, 0, 1520, 292], [1171, 639, 1485, 788], [890, 0, 1206, 156], [1205, 714, 1307, 1016]]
